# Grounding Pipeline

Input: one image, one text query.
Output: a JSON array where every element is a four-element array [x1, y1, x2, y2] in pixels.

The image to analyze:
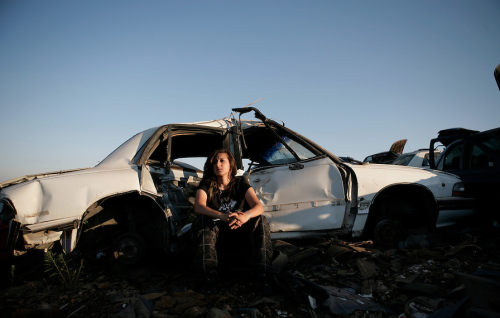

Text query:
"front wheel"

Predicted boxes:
[[373, 219, 406, 249]]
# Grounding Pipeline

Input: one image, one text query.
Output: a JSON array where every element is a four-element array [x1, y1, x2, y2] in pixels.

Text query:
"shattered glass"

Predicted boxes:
[[260, 136, 315, 165]]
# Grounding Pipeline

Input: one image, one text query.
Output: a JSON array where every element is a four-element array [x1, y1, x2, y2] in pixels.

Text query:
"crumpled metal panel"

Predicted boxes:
[[3, 166, 141, 226], [140, 165, 158, 196], [249, 157, 345, 233], [24, 230, 62, 245], [1, 180, 44, 224]]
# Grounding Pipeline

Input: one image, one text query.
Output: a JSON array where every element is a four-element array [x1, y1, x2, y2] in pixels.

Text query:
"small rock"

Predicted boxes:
[[207, 308, 232, 318], [38, 302, 52, 310], [95, 275, 108, 283], [182, 306, 206, 318]]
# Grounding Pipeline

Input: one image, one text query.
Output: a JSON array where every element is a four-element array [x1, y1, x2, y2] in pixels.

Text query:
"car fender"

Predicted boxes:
[[348, 164, 458, 236], [348, 164, 459, 202], [1, 166, 142, 228]]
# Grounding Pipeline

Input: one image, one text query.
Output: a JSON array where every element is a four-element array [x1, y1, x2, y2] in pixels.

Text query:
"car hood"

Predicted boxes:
[[389, 139, 407, 154], [436, 128, 479, 146]]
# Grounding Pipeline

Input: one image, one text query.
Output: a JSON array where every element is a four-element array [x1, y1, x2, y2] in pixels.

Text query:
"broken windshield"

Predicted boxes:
[[260, 135, 316, 165]]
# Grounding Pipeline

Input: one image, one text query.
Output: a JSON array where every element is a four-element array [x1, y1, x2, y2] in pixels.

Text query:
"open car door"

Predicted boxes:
[[235, 108, 351, 238]]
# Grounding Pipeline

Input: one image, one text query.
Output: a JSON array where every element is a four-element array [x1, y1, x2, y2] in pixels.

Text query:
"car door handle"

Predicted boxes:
[[289, 163, 304, 170]]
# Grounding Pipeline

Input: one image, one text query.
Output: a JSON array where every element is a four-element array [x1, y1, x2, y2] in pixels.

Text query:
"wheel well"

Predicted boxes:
[[77, 192, 169, 252], [364, 184, 438, 236]]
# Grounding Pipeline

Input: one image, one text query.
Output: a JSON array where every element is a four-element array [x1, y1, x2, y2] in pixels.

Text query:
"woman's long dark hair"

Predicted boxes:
[[201, 149, 238, 202]]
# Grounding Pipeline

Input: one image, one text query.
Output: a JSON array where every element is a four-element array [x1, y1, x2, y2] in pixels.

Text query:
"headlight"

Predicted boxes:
[[452, 182, 465, 197]]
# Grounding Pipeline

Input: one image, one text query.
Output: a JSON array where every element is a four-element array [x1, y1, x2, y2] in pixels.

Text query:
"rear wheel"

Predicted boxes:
[[111, 233, 146, 265]]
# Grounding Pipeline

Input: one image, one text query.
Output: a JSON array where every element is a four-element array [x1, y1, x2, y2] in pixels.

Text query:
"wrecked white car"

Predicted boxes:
[[0, 108, 475, 262]]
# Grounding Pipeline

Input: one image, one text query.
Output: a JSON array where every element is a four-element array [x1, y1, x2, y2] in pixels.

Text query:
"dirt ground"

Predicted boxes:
[[1, 224, 500, 318]]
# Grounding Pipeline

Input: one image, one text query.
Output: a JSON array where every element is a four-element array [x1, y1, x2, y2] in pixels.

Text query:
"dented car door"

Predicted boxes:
[[249, 155, 346, 234]]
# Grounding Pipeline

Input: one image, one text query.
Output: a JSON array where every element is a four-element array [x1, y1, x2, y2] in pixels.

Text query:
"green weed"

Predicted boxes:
[[44, 251, 84, 286]]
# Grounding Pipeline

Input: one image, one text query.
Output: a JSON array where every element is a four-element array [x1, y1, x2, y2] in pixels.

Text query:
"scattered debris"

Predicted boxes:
[[1, 226, 500, 317]]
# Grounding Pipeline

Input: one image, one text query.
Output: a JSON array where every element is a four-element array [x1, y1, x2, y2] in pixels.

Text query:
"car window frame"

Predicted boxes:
[[244, 122, 322, 167], [134, 124, 229, 166], [463, 138, 498, 170], [436, 140, 465, 171]]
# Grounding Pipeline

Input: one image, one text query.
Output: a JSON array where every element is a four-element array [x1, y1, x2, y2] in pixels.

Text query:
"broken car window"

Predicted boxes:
[[242, 127, 318, 166], [260, 135, 316, 165]]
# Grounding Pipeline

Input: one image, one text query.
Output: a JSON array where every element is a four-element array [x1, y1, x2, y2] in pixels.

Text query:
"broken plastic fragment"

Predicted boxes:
[[308, 295, 317, 309]]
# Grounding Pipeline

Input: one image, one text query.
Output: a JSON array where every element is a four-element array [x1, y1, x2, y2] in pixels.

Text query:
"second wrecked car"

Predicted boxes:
[[0, 108, 475, 262]]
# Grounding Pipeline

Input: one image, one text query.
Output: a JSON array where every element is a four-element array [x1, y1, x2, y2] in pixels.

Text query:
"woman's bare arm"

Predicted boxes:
[[194, 189, 230, 222]]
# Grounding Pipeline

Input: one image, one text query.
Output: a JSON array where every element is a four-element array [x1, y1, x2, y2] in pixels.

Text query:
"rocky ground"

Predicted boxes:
[[1, 224, 500, 318]]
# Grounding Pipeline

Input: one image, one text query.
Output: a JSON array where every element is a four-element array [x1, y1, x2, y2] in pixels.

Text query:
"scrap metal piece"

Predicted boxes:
[[355, 258, 378, 279], [322, 285, 394, 315]]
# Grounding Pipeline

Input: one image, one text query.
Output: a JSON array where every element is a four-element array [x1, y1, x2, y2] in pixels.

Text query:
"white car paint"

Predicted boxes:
[[351, 163, 457, 201], [0, 111, 474, 256]]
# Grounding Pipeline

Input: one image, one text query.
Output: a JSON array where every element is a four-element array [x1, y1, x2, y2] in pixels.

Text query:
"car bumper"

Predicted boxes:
[[436, 197, 476, 227]]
